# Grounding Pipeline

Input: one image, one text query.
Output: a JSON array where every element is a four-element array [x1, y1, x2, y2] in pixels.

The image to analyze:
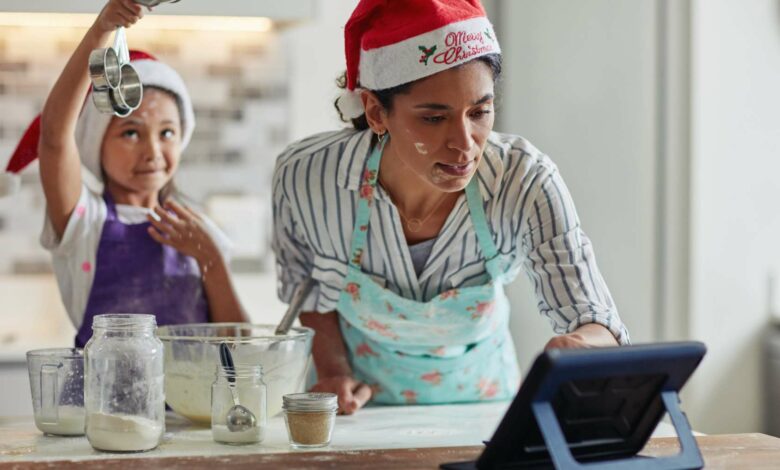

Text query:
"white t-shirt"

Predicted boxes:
[[40, 184, 232, 329]]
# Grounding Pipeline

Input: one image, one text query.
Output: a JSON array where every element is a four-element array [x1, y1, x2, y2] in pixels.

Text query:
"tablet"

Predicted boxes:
[[442, 341, 706, 469]]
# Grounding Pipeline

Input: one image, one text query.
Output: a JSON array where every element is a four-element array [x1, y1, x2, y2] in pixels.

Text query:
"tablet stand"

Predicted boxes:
[[531, 390, 703, 469]]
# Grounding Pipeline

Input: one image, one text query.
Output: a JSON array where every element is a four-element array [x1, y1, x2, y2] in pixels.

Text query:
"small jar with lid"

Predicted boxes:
[[282, 392, 338, 448], [84, 314, 164, 452], [211, 365, 266, 445]]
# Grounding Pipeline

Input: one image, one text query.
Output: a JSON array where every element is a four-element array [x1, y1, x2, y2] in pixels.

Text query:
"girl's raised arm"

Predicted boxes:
[[38, 0, 144, 238]]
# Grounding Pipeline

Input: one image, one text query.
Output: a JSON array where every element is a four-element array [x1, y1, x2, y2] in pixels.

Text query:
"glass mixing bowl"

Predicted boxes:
[[157, 323, 313, 425]]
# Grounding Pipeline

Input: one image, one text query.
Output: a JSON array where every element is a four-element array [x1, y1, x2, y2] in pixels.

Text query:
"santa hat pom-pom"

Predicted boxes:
[[0, 172, 21, 197], [335, 88, 365, 121]]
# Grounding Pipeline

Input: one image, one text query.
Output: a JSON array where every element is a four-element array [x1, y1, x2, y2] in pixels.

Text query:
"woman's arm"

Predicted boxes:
[[518, 166, 630, 348], [38, 0, 144, 238], [147, 200, 247, 323], [300, 311, 372, 414], [269, 156, 369, 411]]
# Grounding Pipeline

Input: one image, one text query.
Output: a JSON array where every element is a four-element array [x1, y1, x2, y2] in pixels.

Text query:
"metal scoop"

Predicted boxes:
[[218, 342, 257, 432]]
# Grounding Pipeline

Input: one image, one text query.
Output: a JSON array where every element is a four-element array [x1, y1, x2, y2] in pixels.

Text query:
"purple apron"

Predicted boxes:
[[75, 193, 209, 347]]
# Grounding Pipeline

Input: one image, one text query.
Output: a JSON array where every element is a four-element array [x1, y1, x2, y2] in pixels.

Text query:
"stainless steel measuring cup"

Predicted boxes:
[[90, 26, 143, 116], [112, 62, 143, 114], [26, 348, 86, 436], [88, 47, 120, 90]]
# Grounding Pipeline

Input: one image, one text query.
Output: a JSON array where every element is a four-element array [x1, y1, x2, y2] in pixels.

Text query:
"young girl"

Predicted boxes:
[[5, 0, 246, 346]]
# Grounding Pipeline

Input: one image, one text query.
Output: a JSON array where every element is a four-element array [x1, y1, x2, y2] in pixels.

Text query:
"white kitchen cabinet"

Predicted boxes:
[[0, 0, 317, 20]]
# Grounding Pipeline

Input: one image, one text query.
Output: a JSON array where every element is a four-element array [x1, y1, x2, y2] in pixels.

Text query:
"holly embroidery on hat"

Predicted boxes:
[[418, 45, 437, 65]]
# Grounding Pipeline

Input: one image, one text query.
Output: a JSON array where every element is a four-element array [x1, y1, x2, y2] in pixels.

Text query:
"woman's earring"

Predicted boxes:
[[377, 130, 387, 147]]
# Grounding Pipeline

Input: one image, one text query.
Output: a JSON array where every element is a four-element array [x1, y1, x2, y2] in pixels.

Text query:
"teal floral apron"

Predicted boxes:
[[336, 138, 520, 405]]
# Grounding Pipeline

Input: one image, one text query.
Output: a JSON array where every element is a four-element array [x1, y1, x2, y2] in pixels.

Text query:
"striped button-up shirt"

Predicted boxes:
[[272, 128, 630, 344]]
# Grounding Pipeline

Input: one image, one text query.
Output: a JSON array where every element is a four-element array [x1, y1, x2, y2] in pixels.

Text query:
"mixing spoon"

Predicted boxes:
[[274, 278, 315, 336], [218, 342, 257, 432], [268, 279, 314, 354]]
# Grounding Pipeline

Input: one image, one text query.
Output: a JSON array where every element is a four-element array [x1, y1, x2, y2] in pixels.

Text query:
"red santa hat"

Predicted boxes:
[[336, 0, 501, 120], [1, 50, 195, 196]]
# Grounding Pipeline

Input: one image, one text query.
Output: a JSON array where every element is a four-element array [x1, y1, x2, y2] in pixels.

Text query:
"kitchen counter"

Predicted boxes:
[[0, 402, 707, 468]]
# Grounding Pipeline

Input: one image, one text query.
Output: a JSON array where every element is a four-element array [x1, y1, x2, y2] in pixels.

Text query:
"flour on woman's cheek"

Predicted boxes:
[[414, 143, 429, 155]]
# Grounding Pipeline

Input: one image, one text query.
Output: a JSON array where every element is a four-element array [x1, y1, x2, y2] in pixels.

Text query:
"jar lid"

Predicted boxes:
[[282, 392, 338, 412]]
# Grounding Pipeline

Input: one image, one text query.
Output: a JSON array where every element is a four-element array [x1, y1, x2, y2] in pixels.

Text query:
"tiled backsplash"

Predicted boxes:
[[0, 25, 288, 274]]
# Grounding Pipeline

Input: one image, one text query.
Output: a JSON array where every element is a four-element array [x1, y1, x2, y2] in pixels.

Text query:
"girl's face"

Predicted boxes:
[[369, 60, 495, 193], [100, 88, 182, 198]]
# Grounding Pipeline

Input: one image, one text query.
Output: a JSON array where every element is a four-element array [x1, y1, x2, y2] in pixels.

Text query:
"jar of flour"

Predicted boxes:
[[84, 314, 165, 452]]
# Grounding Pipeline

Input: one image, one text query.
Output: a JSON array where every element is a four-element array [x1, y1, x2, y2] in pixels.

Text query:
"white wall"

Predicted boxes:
[[496, 0, 780, 434], [495, 0, 661, 371], [688, 0, 780, 433], [281, 0, 358, 141]]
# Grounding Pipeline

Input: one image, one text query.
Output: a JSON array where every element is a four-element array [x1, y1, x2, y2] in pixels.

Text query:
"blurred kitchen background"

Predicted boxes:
[[0, 0, 779, 438]]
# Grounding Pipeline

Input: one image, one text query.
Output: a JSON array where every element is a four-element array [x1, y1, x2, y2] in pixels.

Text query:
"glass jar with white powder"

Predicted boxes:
[[84, 314, 164, 452], [211, 364, 267, 445]]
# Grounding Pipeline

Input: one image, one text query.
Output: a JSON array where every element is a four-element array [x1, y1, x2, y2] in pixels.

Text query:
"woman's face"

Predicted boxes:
[[100, 88, 182, 196], [373, 60, 495, 193]]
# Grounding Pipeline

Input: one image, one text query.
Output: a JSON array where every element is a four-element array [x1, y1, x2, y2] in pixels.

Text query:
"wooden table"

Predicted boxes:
[[1, 403, 778, 469], [2, 435, 780, 469]]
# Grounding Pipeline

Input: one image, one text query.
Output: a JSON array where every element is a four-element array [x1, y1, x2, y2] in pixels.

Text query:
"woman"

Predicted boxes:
[[273, 0, 629, 414]]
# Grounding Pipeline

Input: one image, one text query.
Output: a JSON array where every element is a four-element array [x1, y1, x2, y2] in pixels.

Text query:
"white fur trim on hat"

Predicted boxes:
[[358, 17, 499, 91], [335, 88, 365, 120], [75, 58, 195, 183]]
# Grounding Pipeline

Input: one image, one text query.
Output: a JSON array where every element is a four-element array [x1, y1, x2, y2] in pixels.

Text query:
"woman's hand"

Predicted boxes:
[[310, 375, 373, 415], [147, 200, 220, 270], [544, 332, 590, 350], [95, 0, 146, 33], [544, 323, 620, 351]]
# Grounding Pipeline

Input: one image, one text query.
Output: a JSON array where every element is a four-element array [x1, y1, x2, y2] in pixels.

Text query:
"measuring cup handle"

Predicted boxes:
[[112, 26, 130, 65], [40, 363, 60, 424]]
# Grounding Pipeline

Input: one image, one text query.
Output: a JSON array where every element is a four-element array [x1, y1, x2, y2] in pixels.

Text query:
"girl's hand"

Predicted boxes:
[[95, 0, 146, 33], [310, 375, 372, 415], [147, 200, 220, 269]]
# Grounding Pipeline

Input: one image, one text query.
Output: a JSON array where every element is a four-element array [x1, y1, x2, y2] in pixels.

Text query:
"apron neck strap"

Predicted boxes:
[[465, 176, 499, 264], [347, 136, 383, 269], [102, 191, 119, 219], [347, 138, 502, 278]]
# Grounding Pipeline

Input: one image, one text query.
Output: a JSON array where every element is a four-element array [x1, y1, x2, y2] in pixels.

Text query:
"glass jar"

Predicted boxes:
[[84, 314, 164, 452], [282, 392, 338, 448], [211, 364, 267, 445]]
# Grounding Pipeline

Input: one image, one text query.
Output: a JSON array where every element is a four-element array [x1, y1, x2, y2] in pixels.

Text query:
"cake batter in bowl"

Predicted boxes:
[[157, 323, 313, 425]]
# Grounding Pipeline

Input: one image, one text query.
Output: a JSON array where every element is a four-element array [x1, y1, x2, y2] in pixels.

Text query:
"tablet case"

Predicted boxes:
[[441, 341, 706, 469]]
